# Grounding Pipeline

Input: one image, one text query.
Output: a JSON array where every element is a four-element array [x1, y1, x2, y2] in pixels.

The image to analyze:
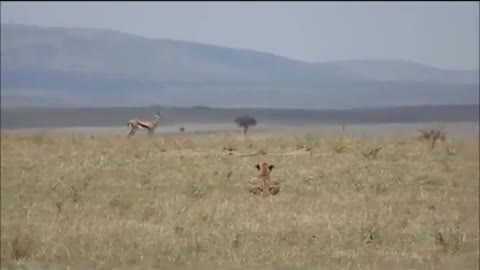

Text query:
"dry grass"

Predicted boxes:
[[1, 132, 478, 270]]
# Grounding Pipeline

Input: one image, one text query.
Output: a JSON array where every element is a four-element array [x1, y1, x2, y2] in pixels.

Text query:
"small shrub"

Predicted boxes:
[[360, 225, 380, 245], [223, 146, 235, 155], [332, 140, 347, 154], [108, 194, 133, 216], [434, 227, 464, 255], [226, 170, 233, 180], [55, 201, 63, 214], [361, 145, 382, 160], [31, 134, 46, 145], [418, 128, 447, 150], [142, 205, 157, 221], [185, 181, 210, 199], [10, 226, 37, 261], [69, 185, 81, 203]]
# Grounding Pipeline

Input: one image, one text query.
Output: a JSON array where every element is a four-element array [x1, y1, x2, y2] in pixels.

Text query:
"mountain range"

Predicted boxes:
[[1, 23, 478, 108]]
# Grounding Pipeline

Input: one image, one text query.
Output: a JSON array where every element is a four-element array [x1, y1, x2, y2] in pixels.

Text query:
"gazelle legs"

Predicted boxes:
[[128, 128, 136, 137]]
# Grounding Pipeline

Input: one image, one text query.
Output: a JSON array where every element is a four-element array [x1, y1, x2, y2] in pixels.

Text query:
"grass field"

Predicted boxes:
[[1, 131, 479, 270]]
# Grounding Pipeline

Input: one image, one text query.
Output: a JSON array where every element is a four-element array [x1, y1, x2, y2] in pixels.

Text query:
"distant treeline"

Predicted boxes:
[[1, 104, 478, 129]]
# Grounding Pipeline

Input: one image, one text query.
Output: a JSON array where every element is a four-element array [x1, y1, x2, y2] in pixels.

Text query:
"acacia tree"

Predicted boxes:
[[235, 115, 257, 135]]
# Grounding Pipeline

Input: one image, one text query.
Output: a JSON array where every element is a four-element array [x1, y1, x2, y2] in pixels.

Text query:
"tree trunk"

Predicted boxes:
[[243, 126, 248, 135]]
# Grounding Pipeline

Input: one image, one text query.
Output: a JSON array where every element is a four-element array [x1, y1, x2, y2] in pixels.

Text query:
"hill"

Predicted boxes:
[[331, 59, 479, 84], [1, 23, 479, 108]]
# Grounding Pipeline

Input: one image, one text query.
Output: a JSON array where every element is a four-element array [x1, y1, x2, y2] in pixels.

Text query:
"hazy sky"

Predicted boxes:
[[1, 1, 478, 70]]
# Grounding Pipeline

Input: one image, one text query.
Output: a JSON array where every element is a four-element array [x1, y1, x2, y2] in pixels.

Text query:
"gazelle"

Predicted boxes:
[[127, 112, 161, 137]]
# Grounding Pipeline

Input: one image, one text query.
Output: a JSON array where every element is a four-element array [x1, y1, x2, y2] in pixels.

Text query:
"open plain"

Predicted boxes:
[[1, 123, 479, 270]]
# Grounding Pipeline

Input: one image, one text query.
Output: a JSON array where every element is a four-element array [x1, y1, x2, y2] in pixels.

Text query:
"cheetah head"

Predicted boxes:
[[255, 162, 274, 176]]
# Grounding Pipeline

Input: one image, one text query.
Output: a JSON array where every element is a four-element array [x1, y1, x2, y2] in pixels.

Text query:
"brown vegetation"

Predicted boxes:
[[418, 127, 447, 150], [1, 132, 478, 270]]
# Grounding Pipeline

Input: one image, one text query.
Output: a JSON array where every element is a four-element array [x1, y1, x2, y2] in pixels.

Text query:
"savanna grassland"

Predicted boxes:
[[1, 131, 479, 270]]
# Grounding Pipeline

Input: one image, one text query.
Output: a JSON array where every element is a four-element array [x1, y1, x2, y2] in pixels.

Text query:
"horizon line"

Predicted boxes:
[[2, 103, 478, 112]]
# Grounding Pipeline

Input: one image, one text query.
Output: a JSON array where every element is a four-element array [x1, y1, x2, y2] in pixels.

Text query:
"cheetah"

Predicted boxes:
[[248, 161, 280, 197]]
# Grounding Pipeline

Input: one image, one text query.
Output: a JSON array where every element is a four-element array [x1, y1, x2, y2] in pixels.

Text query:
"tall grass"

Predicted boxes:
[[1, 133, 478, 270]]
